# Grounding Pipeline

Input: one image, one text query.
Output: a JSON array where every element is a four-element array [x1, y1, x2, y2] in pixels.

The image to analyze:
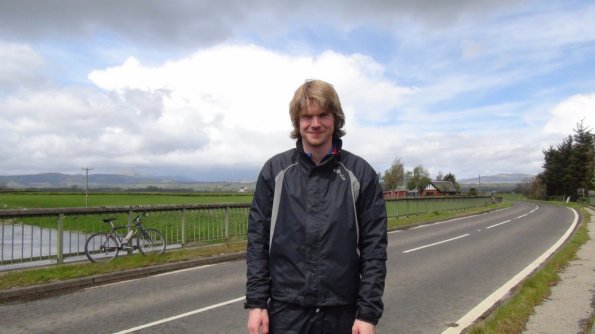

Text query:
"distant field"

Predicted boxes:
[[0, 192, 253, 209]]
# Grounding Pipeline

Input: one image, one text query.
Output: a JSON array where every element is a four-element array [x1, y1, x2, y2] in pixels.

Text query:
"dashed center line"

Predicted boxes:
[[403, 234, 470, 253], [487, 220, 512, 229]]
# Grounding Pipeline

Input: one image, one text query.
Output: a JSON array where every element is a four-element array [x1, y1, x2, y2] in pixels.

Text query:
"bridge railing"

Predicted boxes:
[[0, 197, 492, 267], [0, 204, 250, 267]]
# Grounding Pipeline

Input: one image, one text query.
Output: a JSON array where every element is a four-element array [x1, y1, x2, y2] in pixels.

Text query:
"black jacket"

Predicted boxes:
[[245, 139, 387, 324]]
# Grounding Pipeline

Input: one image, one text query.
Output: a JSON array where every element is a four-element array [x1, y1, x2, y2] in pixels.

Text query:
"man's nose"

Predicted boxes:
[[311, 116, 321, 126]]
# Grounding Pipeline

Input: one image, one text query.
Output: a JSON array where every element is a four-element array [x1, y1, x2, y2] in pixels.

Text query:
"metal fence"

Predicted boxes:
[[0, 196, 492, 268], [0, 204, 249, 267], [385, 196, 493, 217]]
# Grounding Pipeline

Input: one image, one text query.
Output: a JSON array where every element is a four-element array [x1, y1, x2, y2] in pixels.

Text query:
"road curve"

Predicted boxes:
[[0, 202, 577, 333]]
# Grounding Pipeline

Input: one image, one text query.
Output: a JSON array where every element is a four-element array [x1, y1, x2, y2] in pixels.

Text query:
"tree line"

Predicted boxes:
[[380, 157, 460, 193], [516, 121, 594, 201]]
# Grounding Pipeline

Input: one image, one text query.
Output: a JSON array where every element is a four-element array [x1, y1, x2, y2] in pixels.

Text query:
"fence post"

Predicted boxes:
[[224, 207, 230, 241], [56, 214, 64, 265], [416, 198, 420, 215], [127, 210, 133, 255], [181, 209, 186, 248]]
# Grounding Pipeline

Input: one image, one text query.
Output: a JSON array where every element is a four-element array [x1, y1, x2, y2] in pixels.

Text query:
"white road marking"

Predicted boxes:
[[411, 225, 429, 229], [151, 264, 218, 278], [112, 296, 246, 334], [403, 234, 470, 253], [408, 214, 483, 230], [517, 213, 528, 219], [486, 220, 511, 229], [84, 263, 220, 291], [441, 207, 579, 334]]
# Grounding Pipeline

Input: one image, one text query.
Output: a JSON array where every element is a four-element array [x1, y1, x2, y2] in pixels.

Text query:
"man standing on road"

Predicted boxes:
[[245, 79, 388, 334]]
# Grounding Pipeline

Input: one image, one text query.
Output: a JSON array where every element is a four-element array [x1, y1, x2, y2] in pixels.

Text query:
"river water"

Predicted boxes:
[[1, 222, 89, 270]]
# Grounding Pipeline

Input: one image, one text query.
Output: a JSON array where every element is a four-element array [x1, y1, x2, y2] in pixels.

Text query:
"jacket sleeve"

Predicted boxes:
[[245, 164, 274, 309], [355, 170, 388, 324]]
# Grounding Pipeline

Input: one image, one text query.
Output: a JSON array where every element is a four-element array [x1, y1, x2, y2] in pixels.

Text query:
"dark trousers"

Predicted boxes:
[[268, 299, 357, 334]]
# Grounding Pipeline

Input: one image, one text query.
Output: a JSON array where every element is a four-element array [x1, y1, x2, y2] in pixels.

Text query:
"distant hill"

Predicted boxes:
[[0, 172, 533, 193], [0, 173, 255, 192], [458, 173, 534, 184], [457, 173, 535, 193]]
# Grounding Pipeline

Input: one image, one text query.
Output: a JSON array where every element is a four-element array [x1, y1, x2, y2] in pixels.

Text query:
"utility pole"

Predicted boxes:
[[82, 167, 93, 207]]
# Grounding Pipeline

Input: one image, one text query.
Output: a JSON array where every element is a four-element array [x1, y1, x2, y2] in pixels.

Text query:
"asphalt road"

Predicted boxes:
[[0, 202, 576, 333]]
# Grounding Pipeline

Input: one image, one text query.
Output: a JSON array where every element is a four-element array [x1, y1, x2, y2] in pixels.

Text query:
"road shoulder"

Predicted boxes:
[[523, 207, 595, 334]]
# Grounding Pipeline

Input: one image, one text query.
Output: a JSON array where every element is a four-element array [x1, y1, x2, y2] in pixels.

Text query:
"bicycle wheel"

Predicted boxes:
[[137, 229, 166, 255], [85, 233, 119, 262]]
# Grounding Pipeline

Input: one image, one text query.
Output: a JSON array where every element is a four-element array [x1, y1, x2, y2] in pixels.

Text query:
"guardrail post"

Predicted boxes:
[[181, 209, 186, 248], [127, 210, 133, 255], [416, 198, 420, 215], [224, 206, 230, 241], [56, 214, 64, 265]]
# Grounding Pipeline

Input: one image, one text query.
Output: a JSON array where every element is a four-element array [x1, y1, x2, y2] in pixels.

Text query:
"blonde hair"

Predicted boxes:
[[289, 79, 346, 140]]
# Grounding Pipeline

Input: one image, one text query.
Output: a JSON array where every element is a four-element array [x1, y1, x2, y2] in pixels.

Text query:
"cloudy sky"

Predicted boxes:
[[1, 1, 594, 182]]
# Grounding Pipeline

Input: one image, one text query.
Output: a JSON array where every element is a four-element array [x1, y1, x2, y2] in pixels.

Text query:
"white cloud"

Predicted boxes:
[[345, 124, 546, 181], [544, 93, 595, 135], [1, 1, 593, 182], [87, 45, 415, 166], [2, 40, 587, 180], [0, 42, 45, 90], [1, 44, 415, 178]]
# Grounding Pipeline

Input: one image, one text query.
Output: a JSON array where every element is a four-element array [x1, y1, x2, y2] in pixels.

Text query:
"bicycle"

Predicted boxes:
[[84, 212, 166, 263]]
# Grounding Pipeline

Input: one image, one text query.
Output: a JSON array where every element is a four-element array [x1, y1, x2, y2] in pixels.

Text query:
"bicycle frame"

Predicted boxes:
[[85, 212, 165, 262], [110, 214, 148, 247]]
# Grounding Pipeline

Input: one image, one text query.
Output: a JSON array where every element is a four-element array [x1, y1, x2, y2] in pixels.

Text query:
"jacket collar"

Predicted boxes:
[[295, 138, 342, 171]]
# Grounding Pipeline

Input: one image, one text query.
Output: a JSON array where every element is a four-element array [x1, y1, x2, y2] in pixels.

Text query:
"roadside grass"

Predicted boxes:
[[0, 242, 246, 290], [465, 204, 590, 334], [587, 312, 595, 334], [387, 201, 510, 229]]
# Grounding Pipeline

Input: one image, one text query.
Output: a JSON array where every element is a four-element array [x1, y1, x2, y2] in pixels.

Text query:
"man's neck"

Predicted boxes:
[[303, 142, 333, 165]]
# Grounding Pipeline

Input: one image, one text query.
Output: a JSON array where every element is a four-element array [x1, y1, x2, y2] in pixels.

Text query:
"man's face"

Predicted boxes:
[[299, 103, 335, 151]]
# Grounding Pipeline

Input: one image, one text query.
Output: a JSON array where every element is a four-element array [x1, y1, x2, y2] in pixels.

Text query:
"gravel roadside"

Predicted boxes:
[[523, 207, 595, 334]]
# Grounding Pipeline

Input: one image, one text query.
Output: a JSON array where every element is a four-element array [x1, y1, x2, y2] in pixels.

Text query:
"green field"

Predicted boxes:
[[0, 192, 253, 209], [0, 192, 504, 248]]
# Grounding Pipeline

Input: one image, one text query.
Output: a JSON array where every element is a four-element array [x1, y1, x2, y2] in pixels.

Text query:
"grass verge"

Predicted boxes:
[[388, 201, 510, 229], [0, 242, 246, 290], [0, 202, 508, 291], [465, 204, 591, 334]]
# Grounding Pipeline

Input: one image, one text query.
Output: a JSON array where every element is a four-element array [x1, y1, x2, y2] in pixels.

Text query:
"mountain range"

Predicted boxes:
[[457, 173, 535, 184], [0, 172, 534, 191], [0, 173, 255, 192]]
